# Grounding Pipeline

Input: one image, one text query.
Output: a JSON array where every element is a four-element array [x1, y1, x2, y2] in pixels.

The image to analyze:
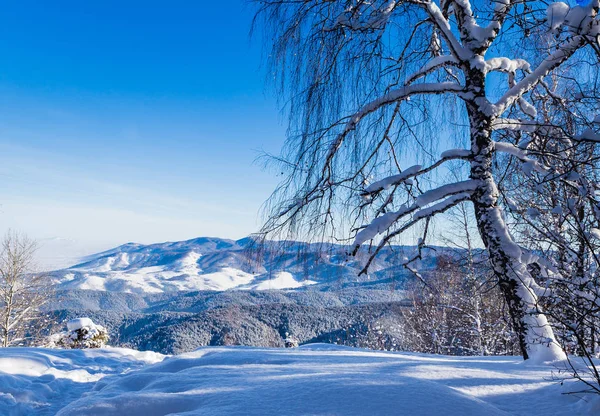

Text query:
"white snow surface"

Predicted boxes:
[[0, 347, 164, 416], [240, 271, 318, 290], [1, 344, 598, 416], [66, 317, 96, 332]]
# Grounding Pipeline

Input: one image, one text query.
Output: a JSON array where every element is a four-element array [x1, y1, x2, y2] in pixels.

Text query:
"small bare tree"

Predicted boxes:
[[0, 231, 50, 347]]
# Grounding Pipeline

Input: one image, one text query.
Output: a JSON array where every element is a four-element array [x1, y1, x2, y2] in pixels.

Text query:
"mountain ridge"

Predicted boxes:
[[49, 236, 456, 294]]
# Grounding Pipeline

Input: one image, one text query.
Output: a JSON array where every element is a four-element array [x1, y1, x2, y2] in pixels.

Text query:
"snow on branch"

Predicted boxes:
[[363, 165, 422, 194], [356, 192, 471, 274], [361, 150, 471, 197], [484, 0, 513, 39], [494, 142, 549, 174], [492, 36, 585, 117], [404, 55, 460, 84], [450, 0, 510, 51], [353, 204, 416, 248], [559, 2, 600, 35], [577, 128, 600, 143], [492, 118, 539, 133], [547, 2, 570, 32], [486, 58, 536, 118], [485, 57, 530, 74], [413, 192, 472, 220], [353, 181, 478, 250], [518, 98, 537, 118], [519, 252, 558, 298], [415, 180, 479, 207], [492, 119, 600, 146], [440, 148, 471, 158], [424, 2, 469, 60], [325, 0, 398, 32], [494, 141, 529, 158], [451, 0, 484, 43], [491, 118, 597, 149]]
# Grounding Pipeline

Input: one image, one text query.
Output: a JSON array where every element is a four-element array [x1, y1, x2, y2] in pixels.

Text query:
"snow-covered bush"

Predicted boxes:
[[284, 334, 299, 348], [47, 318, 109, 349]]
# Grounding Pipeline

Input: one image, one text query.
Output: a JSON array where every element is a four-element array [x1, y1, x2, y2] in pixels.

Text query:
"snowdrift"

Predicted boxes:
[[0, 347, 164, 415], [1, 345, 598, 415]]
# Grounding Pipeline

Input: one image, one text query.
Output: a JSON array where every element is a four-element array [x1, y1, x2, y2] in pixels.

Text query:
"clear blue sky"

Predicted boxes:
[[0, 0, 285, 254]]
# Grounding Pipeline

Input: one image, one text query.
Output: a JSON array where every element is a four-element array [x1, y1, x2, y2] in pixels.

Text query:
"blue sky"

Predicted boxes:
[[0, 0, 285, 255]]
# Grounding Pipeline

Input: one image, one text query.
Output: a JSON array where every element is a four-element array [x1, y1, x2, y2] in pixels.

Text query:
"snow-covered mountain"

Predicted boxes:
[[50, 236, 449, 294]]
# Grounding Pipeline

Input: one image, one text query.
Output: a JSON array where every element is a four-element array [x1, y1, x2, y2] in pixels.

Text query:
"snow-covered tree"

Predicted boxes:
[[0, 231, 51, 347], [254, 0, 600, 361], [47, 318, 109, 349], [500, 90, 600, 389], [505, 113, 600, 349]]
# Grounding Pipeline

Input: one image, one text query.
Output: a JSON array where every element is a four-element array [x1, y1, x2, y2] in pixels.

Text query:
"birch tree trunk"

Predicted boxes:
[[467, 71, 562, 360]]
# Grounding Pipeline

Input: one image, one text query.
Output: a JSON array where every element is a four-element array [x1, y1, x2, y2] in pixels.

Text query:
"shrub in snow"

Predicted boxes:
[[47, 317, 109, 349], [284, 334, 299, 348]]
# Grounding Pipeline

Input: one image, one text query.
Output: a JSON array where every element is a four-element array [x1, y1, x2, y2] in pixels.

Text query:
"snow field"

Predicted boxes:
[[1, 345, 598, 415], [0, 347, 164, 415]]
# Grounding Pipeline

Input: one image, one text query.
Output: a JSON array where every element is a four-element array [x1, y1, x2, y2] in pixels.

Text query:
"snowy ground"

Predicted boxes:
[[0, 347, 164, 415], [0, 345, 598, 415]]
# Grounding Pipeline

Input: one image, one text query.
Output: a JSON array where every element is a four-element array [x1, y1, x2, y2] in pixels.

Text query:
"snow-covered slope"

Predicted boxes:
[[1, 345, 597, 415], [50, 237, 449, 294]]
